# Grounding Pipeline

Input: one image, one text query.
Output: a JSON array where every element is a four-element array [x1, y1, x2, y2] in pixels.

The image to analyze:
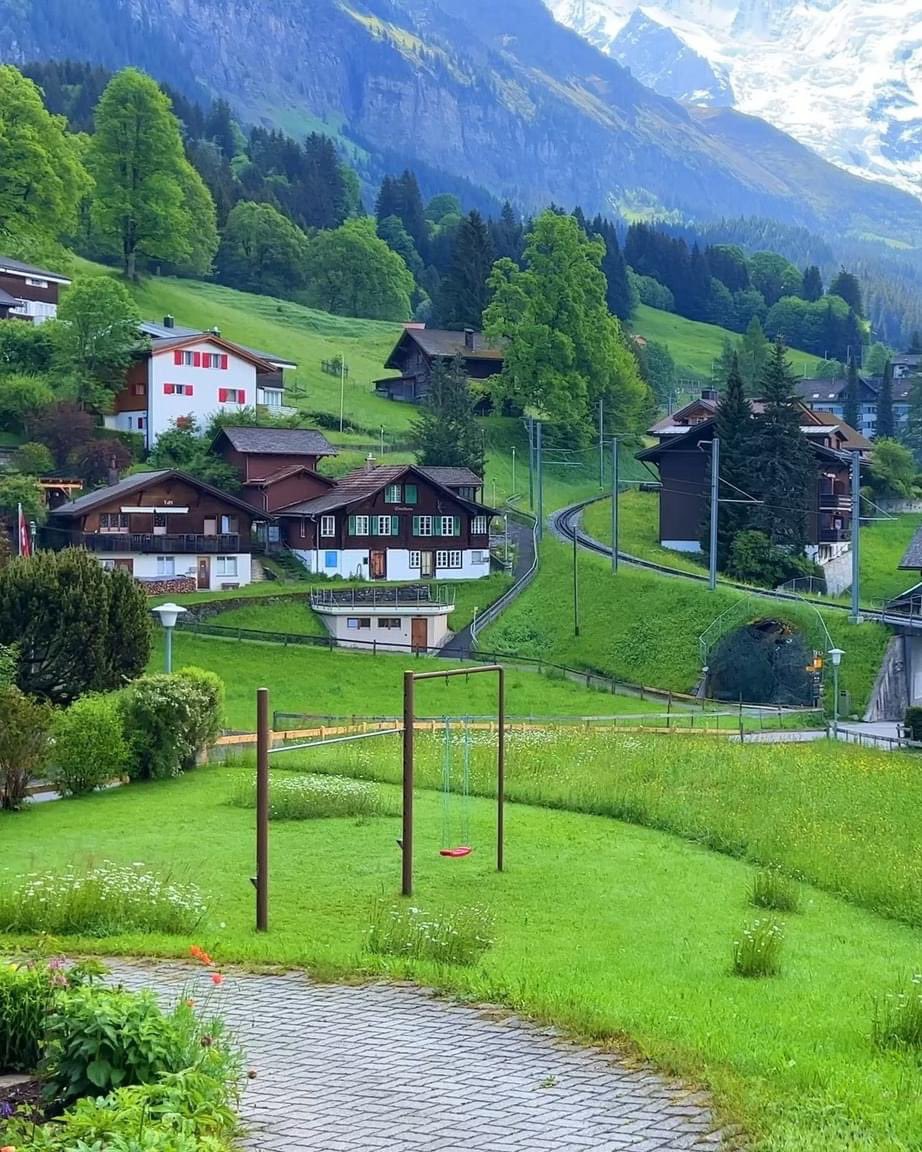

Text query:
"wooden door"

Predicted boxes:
[[114, 558, 134, 574], [411, 617, 428, 653], [420, 551, 434, 579], [197, 557, 210, 590], [370, 551, 387, 580]]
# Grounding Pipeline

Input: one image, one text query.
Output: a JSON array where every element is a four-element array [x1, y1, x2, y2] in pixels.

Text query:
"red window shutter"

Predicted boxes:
[[186, 385, 194, 397], [219, 388, 228, 403], [239, 391, 246, 404], [163, 383, 173, 395], [220, 354, 228, 370], [173, 350, 182, 366], [193, 351, 202, 367]]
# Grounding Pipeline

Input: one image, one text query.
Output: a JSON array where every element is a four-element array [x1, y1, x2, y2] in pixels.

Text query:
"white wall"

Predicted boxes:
[[147, 341, 257, 445], [94, 551, 251, 589], [321, 610, 452, 653], [291, 547, 491, 581], [663, 540, 703, 553]]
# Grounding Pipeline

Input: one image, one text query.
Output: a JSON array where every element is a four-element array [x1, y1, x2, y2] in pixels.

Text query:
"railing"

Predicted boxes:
[[310, 584, 456, 609], [81, 533, 242, 554], [471, 510, 538, 644], [819, 529, 850, 543], [819, 492, 851, 510]]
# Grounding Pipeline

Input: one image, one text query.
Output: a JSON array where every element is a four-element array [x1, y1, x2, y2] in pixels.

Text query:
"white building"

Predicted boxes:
[[311, 586, 456, 653]]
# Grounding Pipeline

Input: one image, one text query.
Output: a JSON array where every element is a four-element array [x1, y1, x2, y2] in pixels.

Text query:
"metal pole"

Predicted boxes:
[[536, 421, 543, 539], [708, 436, 720, 591], [339, 355, 345, 434], [598, 397, 604, 487], [402, 671, 414, 897], [832, 661, 840, 739], [572, 523, 580, 636], [527, 419, 534, 511], [611, 437, 619, 574], [164, 626, 173, 674], [256, 687, 270, 932], [511, 446, 516, 497], [851, 450, 861, 622], [497, 667, 505, 873], [380, 426, 384, 457]]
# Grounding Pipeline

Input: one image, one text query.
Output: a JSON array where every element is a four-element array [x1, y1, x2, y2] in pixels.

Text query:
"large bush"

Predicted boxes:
[[48, 693, 129, 797], [725, 530, 820, 589], [0, 548, 152, 704], [121, 667, 223, 780], [0, 684, 52, 809]]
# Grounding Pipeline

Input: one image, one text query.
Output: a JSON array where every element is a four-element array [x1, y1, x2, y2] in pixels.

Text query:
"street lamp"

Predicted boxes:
[[151, 602, 187, 674], [828, 647, 845, 739]]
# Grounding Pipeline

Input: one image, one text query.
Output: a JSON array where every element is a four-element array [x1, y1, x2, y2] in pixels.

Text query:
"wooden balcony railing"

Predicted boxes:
[[80, 533, 243, 554]]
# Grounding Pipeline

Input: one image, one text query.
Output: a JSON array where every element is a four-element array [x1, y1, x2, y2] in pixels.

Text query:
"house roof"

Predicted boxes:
[[50, 469, 268, 519], [214, 426, 337, 458], [384, 327, 505, 370], [145, 332, 277, 372], [648, 396, 717, 436], [637, 416, 858, 468], [418, 467, 484, 488], [275, 464, 494, 518], [243, 464, 335, 490], [0, 255, 71, 284], [899, 526, 922, 569], [139, 321, 298, 369], [806, 408, 872, 451], [0, 287, 20, 307]]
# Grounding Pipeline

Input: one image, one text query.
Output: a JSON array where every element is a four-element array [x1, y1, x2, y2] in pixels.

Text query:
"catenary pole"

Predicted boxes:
[[851, 449, 861, 622], [536, 420, 544, 539], [708, 436, 720, 591], [611, 436, 619, 574]]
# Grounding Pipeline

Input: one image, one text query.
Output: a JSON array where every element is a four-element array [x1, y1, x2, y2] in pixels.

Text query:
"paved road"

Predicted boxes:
[[111, 961, 728, 1152]]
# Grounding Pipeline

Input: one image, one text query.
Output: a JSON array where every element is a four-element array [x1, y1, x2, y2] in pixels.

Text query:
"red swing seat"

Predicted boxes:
[[439, 846, 473, 858]]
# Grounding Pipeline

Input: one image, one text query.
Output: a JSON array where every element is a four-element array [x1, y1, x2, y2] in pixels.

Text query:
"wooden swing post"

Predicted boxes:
[[401, 665, 506, 898]]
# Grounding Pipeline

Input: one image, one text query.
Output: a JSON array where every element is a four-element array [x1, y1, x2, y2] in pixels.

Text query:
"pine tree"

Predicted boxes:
[[434, 211, 494, 329], [802, 265, 824, 302], [490, 201, 524, 264], [903, 377, 922, 464], [749, 341, 814, 551], [410, 355, 485, 474], [829, 269, 864, 317], [877, 359, 894, 439], [843, 352, 860, 431], [590, 216, 635, 321], [704, 353, 754, 566], [738, 316, 769, 393]]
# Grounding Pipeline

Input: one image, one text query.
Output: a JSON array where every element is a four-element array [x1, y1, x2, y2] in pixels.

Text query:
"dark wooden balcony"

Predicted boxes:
[[80, 533, 244, 554], [819, 528, 850, 543], [819, 489, 851, 511]]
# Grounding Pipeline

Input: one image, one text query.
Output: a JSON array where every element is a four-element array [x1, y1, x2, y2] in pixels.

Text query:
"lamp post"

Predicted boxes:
[[151, 602, 187, 674], [828, 647, 845, 739]]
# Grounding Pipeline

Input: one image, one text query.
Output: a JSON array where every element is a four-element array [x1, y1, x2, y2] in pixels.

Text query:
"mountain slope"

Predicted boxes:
[[2, 0, 922, 242], [609, 10, 733, 106], [548, 0, 922, 199]]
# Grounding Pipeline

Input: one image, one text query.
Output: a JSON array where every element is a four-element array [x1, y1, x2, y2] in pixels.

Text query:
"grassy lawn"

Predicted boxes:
[[4, 754, 922, 1149], [157, 633, 673, 724], [483, 536, 889, 712], [583, 489, 707, 575], [853, 512, 922, 605], [632, 303, 827, 382]]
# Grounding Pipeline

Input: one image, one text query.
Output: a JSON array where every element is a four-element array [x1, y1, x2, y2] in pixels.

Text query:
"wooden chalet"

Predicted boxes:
[[212, 425, 338, 513], [375, 326, 504, 403], [0, 256, 70, 323]]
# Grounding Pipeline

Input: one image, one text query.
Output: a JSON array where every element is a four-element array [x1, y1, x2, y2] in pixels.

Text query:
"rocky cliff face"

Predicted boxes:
[[3, 0, 922, 243]]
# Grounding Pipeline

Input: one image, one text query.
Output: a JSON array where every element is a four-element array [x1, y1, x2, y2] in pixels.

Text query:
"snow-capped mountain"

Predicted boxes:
[[548, 0, 922, 197]]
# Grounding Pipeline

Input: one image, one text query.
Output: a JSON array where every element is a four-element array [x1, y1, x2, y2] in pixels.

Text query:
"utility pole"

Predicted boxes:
[[850, 449, 861, 622], [511, 446, 516, 497], [598, 397, 604, 487], [536, 420, 544, 539], [708, 436, 720, 591], [527, 418, 535, 511], [611, 436, 619, 574], [572, 520, 580, 636], [339, 353, 345, 434]]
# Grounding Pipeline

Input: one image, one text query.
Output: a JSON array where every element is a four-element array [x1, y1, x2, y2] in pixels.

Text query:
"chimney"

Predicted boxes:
[[364, 454, 377, 472], [107, 457, 120, 487], [163, 314, 175, 329], [210, 325, 221, 338], [464, 327, 476, 352], [701, 387, 719, 403]]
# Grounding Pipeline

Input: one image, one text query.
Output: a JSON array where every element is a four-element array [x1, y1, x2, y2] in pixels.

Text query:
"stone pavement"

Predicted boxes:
[[111, 960, 729, 1152]]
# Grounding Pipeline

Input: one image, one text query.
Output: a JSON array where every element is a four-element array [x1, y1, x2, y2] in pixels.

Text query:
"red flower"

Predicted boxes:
[[211, 972, 224, 986]]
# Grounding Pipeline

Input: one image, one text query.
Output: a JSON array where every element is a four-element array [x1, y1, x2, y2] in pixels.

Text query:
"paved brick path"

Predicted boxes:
[[111, 961, 728, 1152]]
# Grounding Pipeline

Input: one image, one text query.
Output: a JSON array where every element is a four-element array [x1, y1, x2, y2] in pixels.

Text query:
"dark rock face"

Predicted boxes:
[[609, 10, 734, 107]]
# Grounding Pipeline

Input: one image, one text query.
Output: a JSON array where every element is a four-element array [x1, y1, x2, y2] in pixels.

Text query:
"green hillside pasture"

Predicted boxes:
[[483, 536, 889, 712], [633, 303, 828, 382], [854, 511, 922, 605]]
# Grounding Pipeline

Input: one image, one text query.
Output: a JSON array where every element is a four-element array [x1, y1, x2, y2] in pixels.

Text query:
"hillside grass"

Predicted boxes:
[[632, 303, 828, 382], [482, 536, 889, 712], [4, 751, 922, 1148], [853, 511, 922, 605]]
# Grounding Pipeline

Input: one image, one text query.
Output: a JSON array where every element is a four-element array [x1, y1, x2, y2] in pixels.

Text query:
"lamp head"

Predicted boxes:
[[152, 602, 187, 630], [828, 647, 845, 667]]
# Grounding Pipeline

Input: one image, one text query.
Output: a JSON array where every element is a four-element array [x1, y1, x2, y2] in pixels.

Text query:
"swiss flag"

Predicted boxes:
[[18, 504, 31, 558]]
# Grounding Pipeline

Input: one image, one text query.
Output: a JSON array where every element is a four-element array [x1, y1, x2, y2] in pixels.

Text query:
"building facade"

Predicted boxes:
[[374, 327, 504, 403], [46, 470, 267, 592], [0, 256, 70, 323]]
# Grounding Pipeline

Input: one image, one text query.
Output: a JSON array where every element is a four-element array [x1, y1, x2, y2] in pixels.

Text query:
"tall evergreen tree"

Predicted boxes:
[[877, 358, 895, 440], [410, 355, 485, 475], [590, 216, 635, 321], [738, 316, 769, 393], [843, 352, 860, 431], [749, 341, 814, 550], [704, 353, 754, 566], [434, 210, 494, 330], [802, 265, 824, 302], [829, 269, 864, 317], [489, 201, 524, 264], [903, 377, 922, 464]]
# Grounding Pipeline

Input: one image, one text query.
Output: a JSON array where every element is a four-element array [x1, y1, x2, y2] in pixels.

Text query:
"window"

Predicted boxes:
[[413, 515, 433, 537], [378, 618, 401, 630], [439, 515, 459, 537], [174, 350, 195, 367], [99, 513, 129, 532], [324, 551, 338, 569], [471, 516, 488, 535], [436, 550, 448, 569], [384, 484, 401, 503], [348, 515, 370, 536], [137, 417, 145, 430], [409, 551, 421, 569], [346, 617, 372, 630], [219, 515, 239, 534], [164, 383, 193, 396], [376, 515, 399, 536], [156, 556, 176, 576], [218, 387, 246, 404], [458, 486, 475, 500], [404, 483, 418, 504], [449, 550, 462, 568], [205, 352, 226, 369], [320, 515, 336, 538], [437, 550, 462, 569], [215, 555, 238, 577], [133, 383, 145, 396], [100, 559, 116, 571], [472, 550, 489, 564], [25, 276, 48, 287]]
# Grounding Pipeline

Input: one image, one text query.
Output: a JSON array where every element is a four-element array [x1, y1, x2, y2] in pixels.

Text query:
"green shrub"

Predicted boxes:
[[229, 770, 399, 820], [904, 706, 922, 741], [732, 916, 784, 977], [120, 670, 223, 780], [366, 897, 494, 966], [750, 866, 801, 913], [872, 974, 922, 1050], [0, 956, 103, 1074], [11, 440, 55, 474], [48, 693, 129, 797], [0, 862, 206, 936], [0, 684, 52, 809], [726, 530, 821, 589]]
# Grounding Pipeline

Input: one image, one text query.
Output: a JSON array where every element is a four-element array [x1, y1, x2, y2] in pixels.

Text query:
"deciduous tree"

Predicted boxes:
[[302, 217, 414, 321], [215, 201, 310, 297], [55, 276, 144, 400]]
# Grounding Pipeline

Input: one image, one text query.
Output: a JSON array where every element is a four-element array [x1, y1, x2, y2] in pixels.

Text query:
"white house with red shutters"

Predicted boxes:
[[105, 317, 297, 448]]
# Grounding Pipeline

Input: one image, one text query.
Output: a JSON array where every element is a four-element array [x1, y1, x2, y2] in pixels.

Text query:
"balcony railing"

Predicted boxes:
[[80, 533, 243, 555], [819, 491, 851, 510], [819, 528, 850, 543]]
